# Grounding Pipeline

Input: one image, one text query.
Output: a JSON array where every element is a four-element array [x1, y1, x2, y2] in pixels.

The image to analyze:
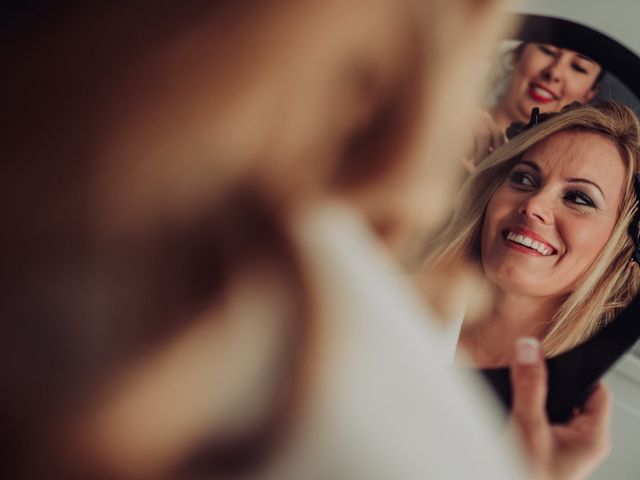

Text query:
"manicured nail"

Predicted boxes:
[[516, 337, 539, 365]]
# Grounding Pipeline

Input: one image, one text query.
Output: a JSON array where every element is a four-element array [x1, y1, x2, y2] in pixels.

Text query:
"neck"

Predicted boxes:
[[458, 287, 564, 368]]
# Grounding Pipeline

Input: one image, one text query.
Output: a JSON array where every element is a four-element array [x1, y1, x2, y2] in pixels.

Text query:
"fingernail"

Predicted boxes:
[[516, 337, 539, 365]]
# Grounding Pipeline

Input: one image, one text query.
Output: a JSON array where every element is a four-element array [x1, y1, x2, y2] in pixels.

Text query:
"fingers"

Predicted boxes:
[[581, 382, 612, 421], [461, 109, 508, 172], [575, 382, 613, 447], [508, 340, 613, 480], [462, 156, 476, 173], [510, 337, 548, 432], [567, 382, 613, 469], [485, 113, 506, 152], [472, 124, 491, 165], [469, 112, 507, 167]]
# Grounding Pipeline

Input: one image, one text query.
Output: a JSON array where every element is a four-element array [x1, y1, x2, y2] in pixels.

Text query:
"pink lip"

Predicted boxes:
[[527, 82, 558, 104], [501, 226, 558, 254], [503, 240, 546, 256]]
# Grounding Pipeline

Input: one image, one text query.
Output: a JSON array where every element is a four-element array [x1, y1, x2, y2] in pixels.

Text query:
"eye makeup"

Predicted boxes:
[[507, 160, 602, 210]]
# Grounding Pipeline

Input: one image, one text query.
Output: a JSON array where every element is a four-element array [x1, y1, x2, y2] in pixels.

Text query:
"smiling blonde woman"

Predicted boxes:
[[426, 101, 640, 365]]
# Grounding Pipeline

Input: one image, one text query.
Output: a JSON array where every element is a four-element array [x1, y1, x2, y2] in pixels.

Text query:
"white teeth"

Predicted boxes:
[[505, 230, 553, 255], [532, 86, 555, 99]]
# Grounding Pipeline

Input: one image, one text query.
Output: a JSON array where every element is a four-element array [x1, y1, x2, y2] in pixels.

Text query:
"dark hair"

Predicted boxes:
[[511, 41, 605, 90]]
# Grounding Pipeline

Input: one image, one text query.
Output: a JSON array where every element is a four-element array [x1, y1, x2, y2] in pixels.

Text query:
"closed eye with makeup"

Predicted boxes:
[[497, 43, 602, 127]]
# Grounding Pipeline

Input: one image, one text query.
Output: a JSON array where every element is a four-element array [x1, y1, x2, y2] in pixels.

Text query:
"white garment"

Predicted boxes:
[[267, 202, 527, 480], [437, 301, 466, 363]]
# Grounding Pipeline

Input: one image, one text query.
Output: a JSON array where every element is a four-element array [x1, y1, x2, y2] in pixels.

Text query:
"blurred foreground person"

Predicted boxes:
[[0, 1, 609, 479]]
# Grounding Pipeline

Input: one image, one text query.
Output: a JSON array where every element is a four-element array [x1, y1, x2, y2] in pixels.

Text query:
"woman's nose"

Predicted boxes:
[[518, 192, 553, 224], [541, 61, 564, 83]]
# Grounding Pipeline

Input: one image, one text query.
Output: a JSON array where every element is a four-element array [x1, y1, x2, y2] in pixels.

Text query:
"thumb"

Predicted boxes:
[[510, 337, 548, 431]]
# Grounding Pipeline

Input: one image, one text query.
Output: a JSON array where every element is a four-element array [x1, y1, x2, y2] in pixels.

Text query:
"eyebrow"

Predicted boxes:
[[539, 44, 595, 63], [575, 53, 597, 65], [516, 160, 606, 199], [540, 43, 597, 65], [566, 177, 605, 199], [516, 160, 540, 172]]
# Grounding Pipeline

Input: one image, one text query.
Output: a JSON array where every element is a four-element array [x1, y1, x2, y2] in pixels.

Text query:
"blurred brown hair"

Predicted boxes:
[[0, 1, 513, 478]]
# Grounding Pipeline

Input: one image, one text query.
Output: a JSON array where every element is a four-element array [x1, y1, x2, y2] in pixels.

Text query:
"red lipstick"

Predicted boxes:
[[527, 82, 558, 104], [501, 226, 558, 256]]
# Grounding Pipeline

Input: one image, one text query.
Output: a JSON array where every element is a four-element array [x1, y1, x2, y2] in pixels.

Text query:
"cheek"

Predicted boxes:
[[481, 191, 509, 251], [516, 53, 545, 79], [508, 68, 529, 94], [564, 75, 597, 101], [564, 219, 614, 267], [485, 188, 513, 222], [480, 215, 491, 256]]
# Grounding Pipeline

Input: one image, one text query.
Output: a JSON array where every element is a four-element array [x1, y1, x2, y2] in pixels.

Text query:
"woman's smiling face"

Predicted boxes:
[[503, 43, 602, 123], [480, 130, 625, 299]]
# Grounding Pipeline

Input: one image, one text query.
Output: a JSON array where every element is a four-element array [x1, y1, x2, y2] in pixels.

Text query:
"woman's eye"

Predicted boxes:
[[572, 63, 588, 74], [565, 190, 595, 207], [509, 171, 536, 187], [538, 45, 557, 56]]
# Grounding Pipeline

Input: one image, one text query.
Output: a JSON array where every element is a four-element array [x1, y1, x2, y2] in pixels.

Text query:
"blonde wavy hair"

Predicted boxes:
[[426, 101, 640, 356]]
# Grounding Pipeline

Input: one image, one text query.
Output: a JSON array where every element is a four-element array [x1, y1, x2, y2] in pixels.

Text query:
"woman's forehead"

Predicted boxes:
[[521, 130, 625, 184]]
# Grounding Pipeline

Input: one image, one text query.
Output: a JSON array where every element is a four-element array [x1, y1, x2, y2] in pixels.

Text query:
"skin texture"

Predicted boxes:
[[494, 44, 601, 128], [481, 130, 624, 300]]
